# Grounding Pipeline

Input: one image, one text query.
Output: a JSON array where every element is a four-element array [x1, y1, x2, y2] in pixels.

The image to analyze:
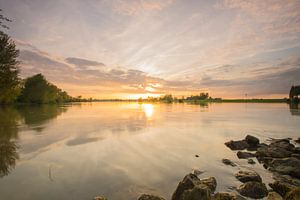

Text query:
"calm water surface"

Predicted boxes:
[[0, 102, 299, 200]]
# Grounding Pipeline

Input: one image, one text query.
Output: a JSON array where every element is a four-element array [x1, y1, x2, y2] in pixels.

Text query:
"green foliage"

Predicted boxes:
[[0, 31, 20, 104], [160, 94, 173, 103], [19, 74, 72, 104], [186, 93, 209, 101]]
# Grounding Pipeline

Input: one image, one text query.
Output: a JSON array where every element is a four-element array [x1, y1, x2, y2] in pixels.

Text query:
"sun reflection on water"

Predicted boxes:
[[142, 104, 154, 118]]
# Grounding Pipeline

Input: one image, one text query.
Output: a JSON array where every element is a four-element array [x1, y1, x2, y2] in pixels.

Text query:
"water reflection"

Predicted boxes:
[[0, 107, 20, 177], [18, 104, 68, 130], [142, 104, 154, 118], [289, 103, 300, 116], [0, 105, 67, 177], [0, 102, 299, 200]]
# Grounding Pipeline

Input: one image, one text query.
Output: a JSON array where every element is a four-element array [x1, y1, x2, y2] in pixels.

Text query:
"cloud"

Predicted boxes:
[[113, 0, 175, 15], [17, 40, 300, 98], [17, 43, 192, 97], [198, 56, 300, 97], [65, 57, 105, 69]]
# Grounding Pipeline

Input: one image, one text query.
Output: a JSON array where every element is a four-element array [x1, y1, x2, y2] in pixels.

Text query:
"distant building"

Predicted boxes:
[[289, 85, 300, 100]]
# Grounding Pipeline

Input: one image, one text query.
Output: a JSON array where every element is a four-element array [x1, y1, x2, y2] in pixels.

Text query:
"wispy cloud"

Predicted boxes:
[[112, 0, 175, 15], [2, 0, 300, 98]]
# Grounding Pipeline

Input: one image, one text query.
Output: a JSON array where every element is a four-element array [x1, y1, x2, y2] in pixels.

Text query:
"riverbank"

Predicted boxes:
[[95, 135, 300, 200]]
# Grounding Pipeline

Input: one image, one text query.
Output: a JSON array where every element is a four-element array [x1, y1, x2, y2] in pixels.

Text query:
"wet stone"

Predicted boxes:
[[225, 140, 249, 150], [138, 194, 166, 200], [237, 151, 255, 159], [237, 181, 268, 199], [235, 170, 262, 183], [247, 158, 256, 164], [222, 159, 236, 167]]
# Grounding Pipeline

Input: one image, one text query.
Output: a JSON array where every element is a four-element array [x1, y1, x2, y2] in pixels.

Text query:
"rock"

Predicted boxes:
[[256, 146, 293, 158], [291, 154, 300, 159], [172, 174, 201, 200], [180, 184, 211, 200], [138, 194, 166, 200], [269, 181, 294, 197], [199, 177, 217, 193], [295, 138, 300, 144], [171, 174, 216, 200], [248, 159, 256, 164], [237, 181, 268, 199], [267, 192, 283, 200], [272, 174, 300, 187], [237, 151, 255, 159], [195, 155, 199, 157], [294, 147, 300, 154], [192, 169, 204, 176], [235, 171, 262, 183], [225, 140, 249, 150], [285, 187, 300, 200], [94, 197, 107, 200], [270, 157, 300, 178], [270, 140, 295, 152], [213, 192, 246, 200], [222, 159, 236, 167], [245, 135, 260, 147]]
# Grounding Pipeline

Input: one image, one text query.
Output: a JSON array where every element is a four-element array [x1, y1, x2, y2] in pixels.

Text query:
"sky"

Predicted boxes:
[[1, 0, 300, 99]]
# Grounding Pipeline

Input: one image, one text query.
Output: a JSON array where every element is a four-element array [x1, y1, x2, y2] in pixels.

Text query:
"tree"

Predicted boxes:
[[0, 31, 20, 104], [0, 11, 20, 104], [0, 9, 11, 30], [160, 94, 173, 103], [19, 74, 71, 103]]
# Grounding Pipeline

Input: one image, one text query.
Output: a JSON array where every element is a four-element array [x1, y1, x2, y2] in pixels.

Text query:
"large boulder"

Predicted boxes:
[[270, 140, 295, 152], [171, 174, 216, 200], [266, 192, 283, 200], [138, 194, 166, 200], [235, 171, 262, 183], [285, 187, 300, 200], [256, 146, 293, 159], [180, 184, 211, 200], [212, 192, 246, 200], [270, 157, 300, 179], [225, 140, 249, 150], [294, 147, 300, 154], [269, 181, 295, 197], [237, 151, 255, 159], [245, 135, 260, 147], [237, 181, 268, 199], [172, 174, 202, 200], [199, 177, 217, 193]]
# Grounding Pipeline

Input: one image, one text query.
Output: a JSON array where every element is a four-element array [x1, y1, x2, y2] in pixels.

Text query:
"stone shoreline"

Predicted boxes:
[[94, 135, 300, 200]]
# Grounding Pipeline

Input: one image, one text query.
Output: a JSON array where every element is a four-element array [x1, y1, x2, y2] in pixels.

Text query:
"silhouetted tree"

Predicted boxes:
[[0, 22, 20, 104], [19, 74, 72, 103], [160, 94, 173, 103], [186, 93, 209, 101], [0, 9, 11, 30]]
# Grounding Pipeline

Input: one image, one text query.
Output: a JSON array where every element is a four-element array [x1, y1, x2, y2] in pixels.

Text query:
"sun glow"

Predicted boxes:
[[142, 104, 154, 118], [126, 93, 161, 100]]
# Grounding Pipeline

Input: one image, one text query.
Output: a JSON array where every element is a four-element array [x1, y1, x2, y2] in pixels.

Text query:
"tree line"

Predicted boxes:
[[0, 30, 73, 104], [0, 11, 76, 104]]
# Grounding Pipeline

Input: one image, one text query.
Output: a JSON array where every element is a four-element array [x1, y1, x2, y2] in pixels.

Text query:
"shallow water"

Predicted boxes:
[[0, 102, 299, 200]]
